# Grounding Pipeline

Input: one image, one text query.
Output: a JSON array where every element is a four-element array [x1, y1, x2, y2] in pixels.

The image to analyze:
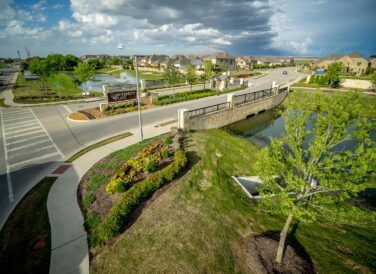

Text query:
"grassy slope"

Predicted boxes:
[[90, 129, 376, 273], [13, 72, 83, 98], [0, 98, 10, 107], [0, 177, 57, 274]]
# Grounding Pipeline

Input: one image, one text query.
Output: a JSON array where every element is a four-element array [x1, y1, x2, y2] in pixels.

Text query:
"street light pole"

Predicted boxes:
[[134, 55, 144, 141]]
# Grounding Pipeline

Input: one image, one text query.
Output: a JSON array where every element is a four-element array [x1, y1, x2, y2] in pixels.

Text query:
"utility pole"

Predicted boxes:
[[25, 46, 30, 58], [16, 50, 21, 65], [134, 55, 144, 141]]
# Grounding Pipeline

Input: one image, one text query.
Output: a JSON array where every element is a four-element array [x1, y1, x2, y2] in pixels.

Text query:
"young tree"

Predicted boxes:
[[46, 54, 65, 72], [162, 65, 181, 94], [256, 92, 376, 265], [200, 60, 214, 90], [370, 73, 376, 92], [326, 62, 343, 88], [29, 58, 55, 94], [185, 64, 197, 92], [73, 62, 95, 92], [124, 58, 134, 70]]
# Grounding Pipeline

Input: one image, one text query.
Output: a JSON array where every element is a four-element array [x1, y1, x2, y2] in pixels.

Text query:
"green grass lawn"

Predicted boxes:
[[0, 177, 57, 274], [0, 98, 10, 107], [13, 72, 102, 103], [90, 129, 376, 273]]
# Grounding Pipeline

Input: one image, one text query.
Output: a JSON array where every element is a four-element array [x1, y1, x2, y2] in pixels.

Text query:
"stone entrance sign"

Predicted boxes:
[[107, 90, 137, 103]]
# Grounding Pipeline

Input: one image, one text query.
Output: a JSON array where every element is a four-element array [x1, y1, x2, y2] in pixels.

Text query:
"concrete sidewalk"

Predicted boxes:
[[47, 123, 175, 274]]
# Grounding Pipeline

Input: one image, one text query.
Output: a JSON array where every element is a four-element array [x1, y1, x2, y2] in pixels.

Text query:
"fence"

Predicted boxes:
[[234, 88, 273, 106], [188, 102, 231, 118]]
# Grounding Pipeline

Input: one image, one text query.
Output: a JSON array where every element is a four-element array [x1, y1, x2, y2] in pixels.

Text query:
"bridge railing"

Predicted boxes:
[[234, 88, 273, 106], [188, 102, 230, 117]]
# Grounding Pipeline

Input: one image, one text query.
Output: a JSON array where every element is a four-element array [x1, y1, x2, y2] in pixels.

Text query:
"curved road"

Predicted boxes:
[[0, 66, 301, 229]]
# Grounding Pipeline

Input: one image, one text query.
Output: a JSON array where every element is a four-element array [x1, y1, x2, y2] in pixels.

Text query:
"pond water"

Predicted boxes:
[[77, 72, 136, 92], [224, 107, 375, 149], [224, 107, 285, 147]]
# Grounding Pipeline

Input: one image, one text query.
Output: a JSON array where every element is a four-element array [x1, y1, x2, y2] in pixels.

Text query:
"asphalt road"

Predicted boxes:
[[0, 66, 300, 229]]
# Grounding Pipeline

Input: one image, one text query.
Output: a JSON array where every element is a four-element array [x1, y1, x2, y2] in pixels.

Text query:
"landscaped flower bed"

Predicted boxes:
[[78, 132, 187, 246]]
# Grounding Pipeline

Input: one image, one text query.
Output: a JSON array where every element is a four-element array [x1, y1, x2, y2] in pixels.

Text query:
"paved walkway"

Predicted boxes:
[[47, 122, 175, 274]]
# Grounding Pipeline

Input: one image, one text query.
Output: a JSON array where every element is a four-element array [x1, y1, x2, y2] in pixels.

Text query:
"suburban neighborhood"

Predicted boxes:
[[0, 1, 375, 274]]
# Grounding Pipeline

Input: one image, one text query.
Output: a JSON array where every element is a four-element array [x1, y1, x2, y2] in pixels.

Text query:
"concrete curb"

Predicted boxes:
[[47, 123, 176, 274]]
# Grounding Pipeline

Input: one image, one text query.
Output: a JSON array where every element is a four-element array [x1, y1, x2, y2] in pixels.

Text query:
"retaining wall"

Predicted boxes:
[[178, 85, 288, 130]]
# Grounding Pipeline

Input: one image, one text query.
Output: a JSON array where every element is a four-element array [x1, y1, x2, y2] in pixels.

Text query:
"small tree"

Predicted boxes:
[[200, 60, 214, 90], [29, 58, 55, 94], [370, 73, 376, 92], [73, 62, 95, 92], [124, 58, 134, 70], [185, 64, 197, 92], [87, 58, 104, 70], [326, 62, 343, 88], [64, 54, 79, 71], [256, 92, 375, 265], [162, 65, 181, 94]]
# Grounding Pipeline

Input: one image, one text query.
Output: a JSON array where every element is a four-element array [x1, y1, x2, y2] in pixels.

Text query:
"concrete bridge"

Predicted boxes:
[[177, 82, 289, 130]]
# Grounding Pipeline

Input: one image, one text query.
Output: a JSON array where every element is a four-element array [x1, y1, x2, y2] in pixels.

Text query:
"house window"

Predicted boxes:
[[357, 62, 361, 66]]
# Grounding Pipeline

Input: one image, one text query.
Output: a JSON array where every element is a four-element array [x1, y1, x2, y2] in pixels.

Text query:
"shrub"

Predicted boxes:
[[84, 211, 100, 231], [83, 193, 95, 209], [145, 159, 156, 173], [164, 135, 172, 144], [94, 150, 187, 244], [162, 148, 169, 159]]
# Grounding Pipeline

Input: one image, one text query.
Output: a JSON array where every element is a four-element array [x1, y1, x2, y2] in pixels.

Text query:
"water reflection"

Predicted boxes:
[[77, 72, 136, 92], [224, 107, 285, 147]]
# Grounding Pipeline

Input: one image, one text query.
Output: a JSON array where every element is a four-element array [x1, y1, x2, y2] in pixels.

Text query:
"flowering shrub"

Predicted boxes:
[[93, 150, 187, 244], [105, 141, 166, 194]]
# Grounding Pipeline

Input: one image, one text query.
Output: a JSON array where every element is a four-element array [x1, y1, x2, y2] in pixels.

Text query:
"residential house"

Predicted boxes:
[[236, 56, 253, 70], [338, 52, 370, 74], [370, 58, 376, 72], [315, 54, 342, 69], [204, 52, 236, 71]]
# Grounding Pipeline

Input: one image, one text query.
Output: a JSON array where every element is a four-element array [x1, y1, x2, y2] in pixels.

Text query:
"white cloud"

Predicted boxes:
[[212, 37, 232, 45]]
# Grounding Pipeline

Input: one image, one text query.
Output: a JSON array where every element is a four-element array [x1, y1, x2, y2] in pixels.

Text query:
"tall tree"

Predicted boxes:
[[64, 54, 79, 71], [87, 58, 104, 70], [185, 64, 197, 92], [162, 65, 181, 94], [256, 92, 375, 264], [29, 58, 55, 94], [326, 62, 343, 88], [124, 58, 134, 70], [73, 62, 95, 92], [200, 60, 214, 90], [46, 54, 65, 72]]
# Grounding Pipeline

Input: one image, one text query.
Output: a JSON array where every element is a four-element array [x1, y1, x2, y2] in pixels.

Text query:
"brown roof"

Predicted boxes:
[[206, 51, 235, 59], [347, 51, 366, 59]]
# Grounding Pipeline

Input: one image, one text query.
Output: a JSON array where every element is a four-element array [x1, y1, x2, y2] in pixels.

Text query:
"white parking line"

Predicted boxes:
[[4, 126, 41, 135], [4, 122, 39, 130], [63, 105, 73, 114], [0, 109, 14, 202], [4, 115, 34, 122], [4, 120, 38, 128], [30, 109, 64, 159], [2, 111, 33, 118], [9, 152, 60, 169], [2, 110, 30, 116], [8, 139, 50, 152], [5, 129, 44, 140], [6, 133, 46, 145]]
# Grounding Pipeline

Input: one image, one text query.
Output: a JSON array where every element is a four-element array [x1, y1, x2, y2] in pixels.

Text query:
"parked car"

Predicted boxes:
[[282, 71, 288, 74]]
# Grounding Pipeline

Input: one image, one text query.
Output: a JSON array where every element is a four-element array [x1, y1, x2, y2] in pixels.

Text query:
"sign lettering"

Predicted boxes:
[[107, 90, 137, 103]]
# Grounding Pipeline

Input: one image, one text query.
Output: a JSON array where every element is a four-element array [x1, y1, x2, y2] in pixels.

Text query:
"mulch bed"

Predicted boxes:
[[78, 108, 107, 119], [241, 233, 315, 274]]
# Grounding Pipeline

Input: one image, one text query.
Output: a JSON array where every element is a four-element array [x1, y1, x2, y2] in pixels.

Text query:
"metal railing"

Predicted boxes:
[[188, 102, 230, 117], [278, 86, 288, 93], [234, 88, 273, 106]]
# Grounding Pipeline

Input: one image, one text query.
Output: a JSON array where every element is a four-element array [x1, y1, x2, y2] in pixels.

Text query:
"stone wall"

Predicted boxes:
[[178, 84, 289, 130]]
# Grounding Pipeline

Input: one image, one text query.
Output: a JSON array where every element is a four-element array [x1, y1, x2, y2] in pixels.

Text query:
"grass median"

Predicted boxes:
[[66, 132, 133, 162], [0, 177, 57, 274]]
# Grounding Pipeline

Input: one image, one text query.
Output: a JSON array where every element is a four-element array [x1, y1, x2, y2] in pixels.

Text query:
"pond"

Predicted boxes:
[[224, 107, 375, 149], [77, 71, 136, 92]]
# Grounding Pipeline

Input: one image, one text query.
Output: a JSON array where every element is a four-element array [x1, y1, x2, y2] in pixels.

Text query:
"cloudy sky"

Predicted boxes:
[[0, 0, 375, 58]]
